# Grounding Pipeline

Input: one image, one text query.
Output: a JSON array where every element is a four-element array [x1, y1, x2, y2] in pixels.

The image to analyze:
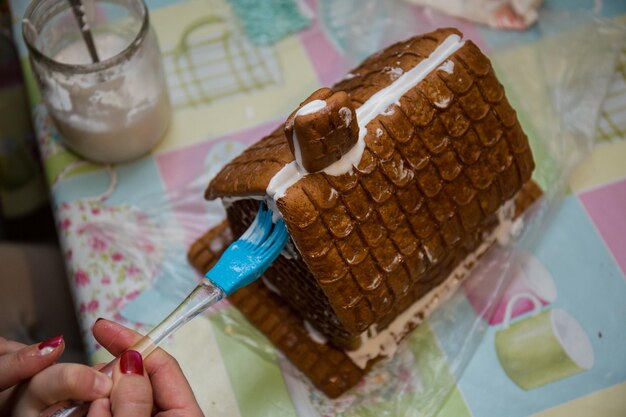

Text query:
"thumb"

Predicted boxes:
[[0, 335, 64, 391], [110, 351, 152, 417]]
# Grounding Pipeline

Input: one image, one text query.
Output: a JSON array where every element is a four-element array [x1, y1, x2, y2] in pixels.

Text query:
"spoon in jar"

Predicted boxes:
[[67, 0, 100, 63]]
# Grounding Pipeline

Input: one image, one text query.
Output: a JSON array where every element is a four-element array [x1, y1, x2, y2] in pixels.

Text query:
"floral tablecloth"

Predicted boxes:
[[8, 0, 626, 415]]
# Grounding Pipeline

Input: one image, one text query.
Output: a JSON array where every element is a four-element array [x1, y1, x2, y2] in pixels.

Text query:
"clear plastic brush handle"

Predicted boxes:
[[39, 280, 225, 417]]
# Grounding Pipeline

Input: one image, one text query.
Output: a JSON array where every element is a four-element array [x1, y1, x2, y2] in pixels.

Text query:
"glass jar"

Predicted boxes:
[[22, 0, 171, 163]]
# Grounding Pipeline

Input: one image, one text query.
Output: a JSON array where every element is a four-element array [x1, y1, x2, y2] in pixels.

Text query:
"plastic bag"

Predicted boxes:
[[203, 10, 624, 417], [49, 5, 624, 417]]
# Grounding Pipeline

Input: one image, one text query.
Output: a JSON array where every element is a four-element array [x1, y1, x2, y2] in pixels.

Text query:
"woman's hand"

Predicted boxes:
[[2, 319, 203, 416], [1, 335, 112, 417], [0, 335, 64, 392], [90, 319, 204, 417]]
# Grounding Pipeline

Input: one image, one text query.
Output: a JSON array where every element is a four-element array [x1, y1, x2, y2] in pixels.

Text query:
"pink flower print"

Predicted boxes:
[[60, 202, 70, 210], [61, 218, 72, 230], [126, 290, 141, 301], [75, 269, 90, 286], [86, 299, 99, 313], [91, 207, 101, 215], [88, 235, 107, 252], [108, 296, 124, 312], [65, 249, 73, 260], [139, 240, 155, 254], [113, 312, 124, 322], [79, 302, 86, 313], [127, 265, 141, 277], [112, 252, 123, 262], [101, 275, 111, 285]]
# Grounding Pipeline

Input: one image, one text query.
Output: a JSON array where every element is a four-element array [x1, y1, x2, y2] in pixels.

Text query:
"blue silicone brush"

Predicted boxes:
[[120, 202, 288, 355], [45, 203, 288, 417]]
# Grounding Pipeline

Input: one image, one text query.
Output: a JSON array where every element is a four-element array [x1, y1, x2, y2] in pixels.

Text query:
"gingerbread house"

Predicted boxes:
[[189, 28, 540, 397]]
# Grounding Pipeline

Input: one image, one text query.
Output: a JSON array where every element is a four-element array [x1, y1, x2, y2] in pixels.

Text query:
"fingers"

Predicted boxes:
[[0, 335, 64, 391], [88, 398, 112, 417], [0, 336, 26, 354], [93, 363, 107, 371], [93, 320, 202, 414], [12, 362, 112, 417], [110, 350, 152, 417], [26, 362, 112, 405], [92, 319, 138, 357]]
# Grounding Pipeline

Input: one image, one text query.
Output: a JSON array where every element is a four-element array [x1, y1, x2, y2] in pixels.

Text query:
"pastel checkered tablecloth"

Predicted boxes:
[[8, 0, 626, 415]]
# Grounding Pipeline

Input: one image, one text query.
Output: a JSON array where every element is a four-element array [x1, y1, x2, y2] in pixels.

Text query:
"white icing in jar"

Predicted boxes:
[[23, 0, 171, 163]]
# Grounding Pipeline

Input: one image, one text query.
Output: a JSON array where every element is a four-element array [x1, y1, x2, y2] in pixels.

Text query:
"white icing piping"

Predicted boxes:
[[304, 320, 328, 345], [292, 131, 304, 168], [266, 34, 465, 202], [221, 195, 263, 209], [438, 59, 455, 74], [297, 99, 326, 116], [266, 163, 304, 210], [264, 195, 282, 223], [346, 198, 520, 369], [385, 66, 404, 79], [281, 239, 300, 260], [434, 96, 451, 108], [262, 277, 282, 296], [338, 106, 352, 127]]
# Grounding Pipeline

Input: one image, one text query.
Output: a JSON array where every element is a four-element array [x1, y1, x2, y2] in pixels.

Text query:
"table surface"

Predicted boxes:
[[8, 0, 626, 415]]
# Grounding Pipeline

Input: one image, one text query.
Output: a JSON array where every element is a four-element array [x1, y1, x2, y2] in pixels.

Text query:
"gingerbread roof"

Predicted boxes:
[[206, 28, 535, 335]]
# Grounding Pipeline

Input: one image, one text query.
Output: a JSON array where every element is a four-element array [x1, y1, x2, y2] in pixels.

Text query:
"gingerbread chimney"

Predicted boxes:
[[284, 88, 359, 173]]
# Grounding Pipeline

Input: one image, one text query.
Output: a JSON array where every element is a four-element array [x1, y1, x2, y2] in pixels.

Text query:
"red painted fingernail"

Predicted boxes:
[[38, 335, 63, 353], [120, 350, 143, 375]]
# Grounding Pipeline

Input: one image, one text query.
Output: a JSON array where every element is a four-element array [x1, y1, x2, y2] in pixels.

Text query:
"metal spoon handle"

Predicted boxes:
[[67, 0, 100, 63]]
